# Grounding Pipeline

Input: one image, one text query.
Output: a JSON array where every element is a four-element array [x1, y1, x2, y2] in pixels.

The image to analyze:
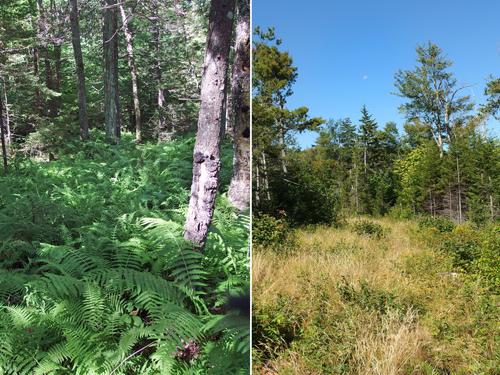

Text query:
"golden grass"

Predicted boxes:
[[254, 218, 415, 308], [252, 218, 498, 374]]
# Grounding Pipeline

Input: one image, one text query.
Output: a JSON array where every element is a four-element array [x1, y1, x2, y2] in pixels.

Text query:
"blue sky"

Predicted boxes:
[[253, 0, 500, 148]]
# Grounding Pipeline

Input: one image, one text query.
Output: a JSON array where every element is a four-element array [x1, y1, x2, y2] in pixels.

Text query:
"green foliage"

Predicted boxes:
[[0, 133, 249, 374], [473, 225, 500, 291], [418, 216, 456, 233], [252, 295, 303, 363], [351, 220, 387, 239], [440, 224, 481, 271], [337, 278, 420, 316], [252, 214, 291, 249]]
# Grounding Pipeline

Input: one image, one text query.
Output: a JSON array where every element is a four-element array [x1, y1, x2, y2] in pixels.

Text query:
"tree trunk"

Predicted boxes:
[[103, 0, 121, 143], [0, 88, 7, 174], [32, 46, 42, 112], [53, 43, 62, 115], [255, 161, 261, 207], [278, 123, 288, 174], [43, 48, 54, 116], [363, 146, 367, 173], [488, 176, 494, 221], [261, 152, 271, 201], [152, 6, 165, 137], [184, 0, 235, 247], [456, 155, 462, 223], [437, 132, 443, 158], [119, 2, 141, 143], [228, 0, 250, 211], [448, 183, 453, 220], [69, 0, 89, 140], [354, 162, 359, 213], [1, 82, 11, 145], [27, 0, 42, 113]]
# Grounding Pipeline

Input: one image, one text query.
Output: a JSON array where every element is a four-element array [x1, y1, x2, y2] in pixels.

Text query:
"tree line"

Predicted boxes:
[[253, 29, 499, 226]]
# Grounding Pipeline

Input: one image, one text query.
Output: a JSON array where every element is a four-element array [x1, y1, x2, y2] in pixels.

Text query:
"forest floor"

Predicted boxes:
[[253, 217, 498, 375], [0, 132, 250, 374]]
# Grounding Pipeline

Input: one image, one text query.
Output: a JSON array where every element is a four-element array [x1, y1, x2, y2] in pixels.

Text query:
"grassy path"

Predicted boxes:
[[253, 218, 498, 374]]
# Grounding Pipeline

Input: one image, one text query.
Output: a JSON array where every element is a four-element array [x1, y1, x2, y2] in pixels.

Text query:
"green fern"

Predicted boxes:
[[0, 134, 249, 374]]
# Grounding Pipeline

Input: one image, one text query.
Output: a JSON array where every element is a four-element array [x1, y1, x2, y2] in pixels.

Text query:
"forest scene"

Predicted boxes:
[[0, 0, 250, 374], [252, 1, 499, 374]]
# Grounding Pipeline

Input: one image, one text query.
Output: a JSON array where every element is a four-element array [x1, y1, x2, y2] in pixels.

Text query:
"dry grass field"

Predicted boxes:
[[252, 218, 499, 374]]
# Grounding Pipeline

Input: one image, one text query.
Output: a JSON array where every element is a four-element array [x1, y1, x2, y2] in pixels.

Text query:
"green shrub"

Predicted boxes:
[[418, 216, 455, 233], [473, 225, 500, 291], [351, 220, 387, 239], [337, 278, 417, 316], [440, 224, 481, 271], [252, 214, 291, 248], [252, 295, 303, 362]]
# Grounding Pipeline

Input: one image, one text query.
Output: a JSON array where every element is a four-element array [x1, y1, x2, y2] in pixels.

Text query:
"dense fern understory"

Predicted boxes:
[[0, 132, 250, 374]]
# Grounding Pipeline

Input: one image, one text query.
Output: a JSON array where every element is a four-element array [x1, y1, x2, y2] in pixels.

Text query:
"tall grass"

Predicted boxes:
[[253, 217, 498, 374]]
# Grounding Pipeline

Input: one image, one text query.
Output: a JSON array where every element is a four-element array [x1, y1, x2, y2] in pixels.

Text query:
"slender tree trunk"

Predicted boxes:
[[184, 0, 235, 247], [448, 183, 453, 220], [33, 46, 41, 105], [69, 0, 89, 140], [228, 0, 250, 211], [1, 82, 11, 145], [27, 0, 42, 113], [255, 161, 261, 207], [354, 162, 359, 213], [278, 124, 288, 174], [261, 152, 271, 201], [103, 0, 121, 143], [456, 155, 462, 223], [42, 48, 54, 116], [0, 89, 7, 174], [363, 146, 367, 173], [119, 2, 141, 143], [152, 6, 165, 137], [488, 176, 494, 220], [53, 43, 62, 115]]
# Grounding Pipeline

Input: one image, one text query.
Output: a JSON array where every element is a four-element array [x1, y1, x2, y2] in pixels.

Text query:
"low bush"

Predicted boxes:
[[252, 295, 303, 363], [351, 219, 387, 239], [440, 224, 480, 271], [337, 278, 420, 316], [473, 225, 500, 291], [418, 216, 455, 233], [252, 214, 293, 249]]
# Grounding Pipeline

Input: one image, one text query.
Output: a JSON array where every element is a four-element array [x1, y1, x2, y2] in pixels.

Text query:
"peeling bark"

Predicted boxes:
[[184, 0, 235, 247], [228, 0, 250, 211]]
